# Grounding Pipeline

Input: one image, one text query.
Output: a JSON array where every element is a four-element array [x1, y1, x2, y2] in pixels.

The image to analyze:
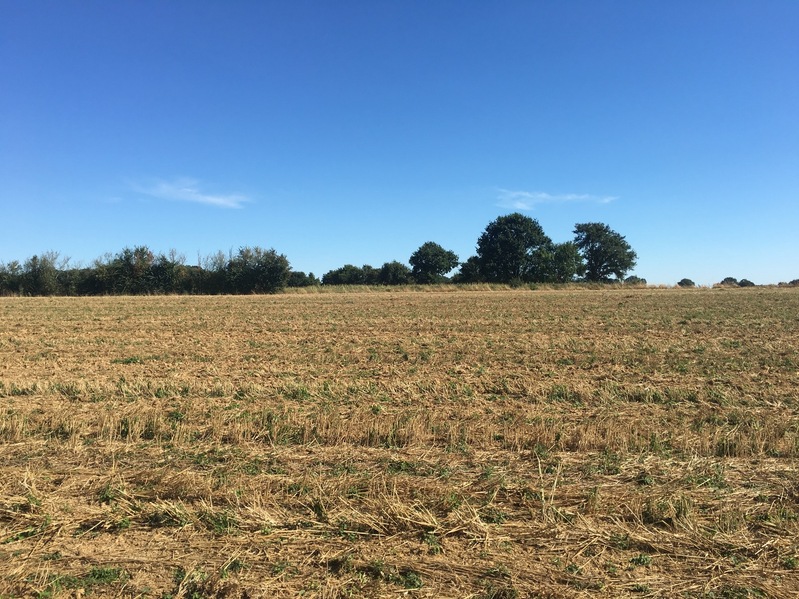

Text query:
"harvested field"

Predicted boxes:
[[1, 288, 798, 598]]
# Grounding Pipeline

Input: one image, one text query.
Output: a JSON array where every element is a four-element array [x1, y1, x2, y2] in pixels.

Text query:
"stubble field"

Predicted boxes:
[[1, 288, 798, 598]]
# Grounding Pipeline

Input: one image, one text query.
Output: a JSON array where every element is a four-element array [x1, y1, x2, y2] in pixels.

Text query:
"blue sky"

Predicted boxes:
[[1, 1, 797, 285]]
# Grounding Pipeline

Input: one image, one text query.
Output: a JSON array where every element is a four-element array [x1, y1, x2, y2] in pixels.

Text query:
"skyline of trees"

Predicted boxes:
[[0, 213, 780, 295]]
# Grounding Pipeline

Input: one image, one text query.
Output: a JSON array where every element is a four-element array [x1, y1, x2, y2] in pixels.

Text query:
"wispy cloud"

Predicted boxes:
[[497, 188, 617, 211], [132, 177, 250, 209]]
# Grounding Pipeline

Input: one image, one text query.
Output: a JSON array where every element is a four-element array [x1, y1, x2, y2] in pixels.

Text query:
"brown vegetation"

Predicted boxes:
[[1, 288, 798, 597]]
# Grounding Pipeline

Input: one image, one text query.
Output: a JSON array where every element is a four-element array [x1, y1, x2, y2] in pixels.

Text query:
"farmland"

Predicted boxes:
[[1, 288, 798, 598]]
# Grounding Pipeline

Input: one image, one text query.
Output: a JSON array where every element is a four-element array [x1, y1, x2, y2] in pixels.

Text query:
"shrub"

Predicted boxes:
[[677, 278, 695, 288], [379, 261, 412, 285]]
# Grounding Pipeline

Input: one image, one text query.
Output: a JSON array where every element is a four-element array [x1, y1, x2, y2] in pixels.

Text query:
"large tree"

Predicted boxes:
[[476, 213, 551, 283], [409, 242, 459, 283], [573, 223, 637, 282]]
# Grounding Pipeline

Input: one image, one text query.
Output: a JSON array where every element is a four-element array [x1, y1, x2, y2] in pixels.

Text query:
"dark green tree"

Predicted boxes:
[[226, 246, 290, 294], [379, 261, 412, 285], [0, 261, 23, 295], [286, 271, 320, 287], [361, 264, 381, 285], [624, 275, 647, 286], [475, 213, 551, 283], [529, 242, 585, 283], [109, 246, 155, 294], [151, 250, 188, 293], [409, 242, 459, 284], [677, 278, 695, 288], [573, 223, 637, 282], [21, 252, 61, 295], [199, 251, 228, 294], [322, 264, 366, 285], [453, 256, 483, 283]]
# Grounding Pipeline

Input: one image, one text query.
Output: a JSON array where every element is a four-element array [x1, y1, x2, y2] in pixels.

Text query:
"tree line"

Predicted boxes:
[[324, 215, 638, 287], [0, 213, 638, 296]]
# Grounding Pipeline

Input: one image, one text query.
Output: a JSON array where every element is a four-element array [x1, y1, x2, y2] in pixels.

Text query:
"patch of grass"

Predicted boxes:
[[35, 567, 127, 598], [200, 509, 237, 535], [112, 356, 144, 365], [629, 554, 652, 568]]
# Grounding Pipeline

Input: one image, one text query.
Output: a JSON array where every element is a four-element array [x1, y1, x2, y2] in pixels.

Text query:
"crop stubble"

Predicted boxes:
[[0, 288, 798, 597]]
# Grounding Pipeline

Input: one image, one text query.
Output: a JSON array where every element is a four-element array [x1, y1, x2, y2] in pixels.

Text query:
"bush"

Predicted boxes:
[[677, 278, 695, 288], [719, 277, 739, 287], [738, 279, 755, 287], [378, 261, 412, 285], [624, 275, 647, 286]]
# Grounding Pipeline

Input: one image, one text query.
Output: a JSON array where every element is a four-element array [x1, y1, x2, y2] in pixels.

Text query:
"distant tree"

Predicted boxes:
[[109, 246, 156, 294], [378, 261, 412, 285], [573, 223, 637, 282], [476, 213, 551, 283], [453, 256, 484, 284], [56, 267, 86, 296], [361, 265, 381, 285], [790, 279, 799, 287], [719, 277, 739, 287], [22, 252, 62, 296], [0, 260, 23, 295], [287, 271, 320, 287], [624, 275, 647, 286], [151, 250, 188, 293], [738, 279, 755, 287], [677, 278, 696, 288], [409, 242, 459, 284], [529, 242, 585, 283], [322, 264, 366, 285], [199, 251, 228, 294], [227, 246, 290, 294]]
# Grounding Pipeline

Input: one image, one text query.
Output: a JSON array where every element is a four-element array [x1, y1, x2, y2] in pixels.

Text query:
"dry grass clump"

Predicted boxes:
[[1, 288, 798, 597]]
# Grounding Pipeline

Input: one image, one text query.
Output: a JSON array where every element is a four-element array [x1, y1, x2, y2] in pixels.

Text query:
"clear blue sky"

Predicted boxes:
[[2, 1, 797, 285]]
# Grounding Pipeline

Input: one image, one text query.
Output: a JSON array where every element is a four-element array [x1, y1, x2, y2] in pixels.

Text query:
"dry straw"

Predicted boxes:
[[1, 288, 797, 597]]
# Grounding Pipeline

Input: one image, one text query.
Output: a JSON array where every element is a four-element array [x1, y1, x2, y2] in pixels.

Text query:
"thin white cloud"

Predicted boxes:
[[133, 177, 250, 209], [497, 188, 618, 210]]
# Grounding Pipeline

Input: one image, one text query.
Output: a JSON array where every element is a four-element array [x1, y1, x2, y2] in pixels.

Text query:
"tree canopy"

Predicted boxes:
[[475, 213, 551, 283], [409, 242, 459, 284], [529, 242, 585, 284], [573, 222, 637, 282]]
